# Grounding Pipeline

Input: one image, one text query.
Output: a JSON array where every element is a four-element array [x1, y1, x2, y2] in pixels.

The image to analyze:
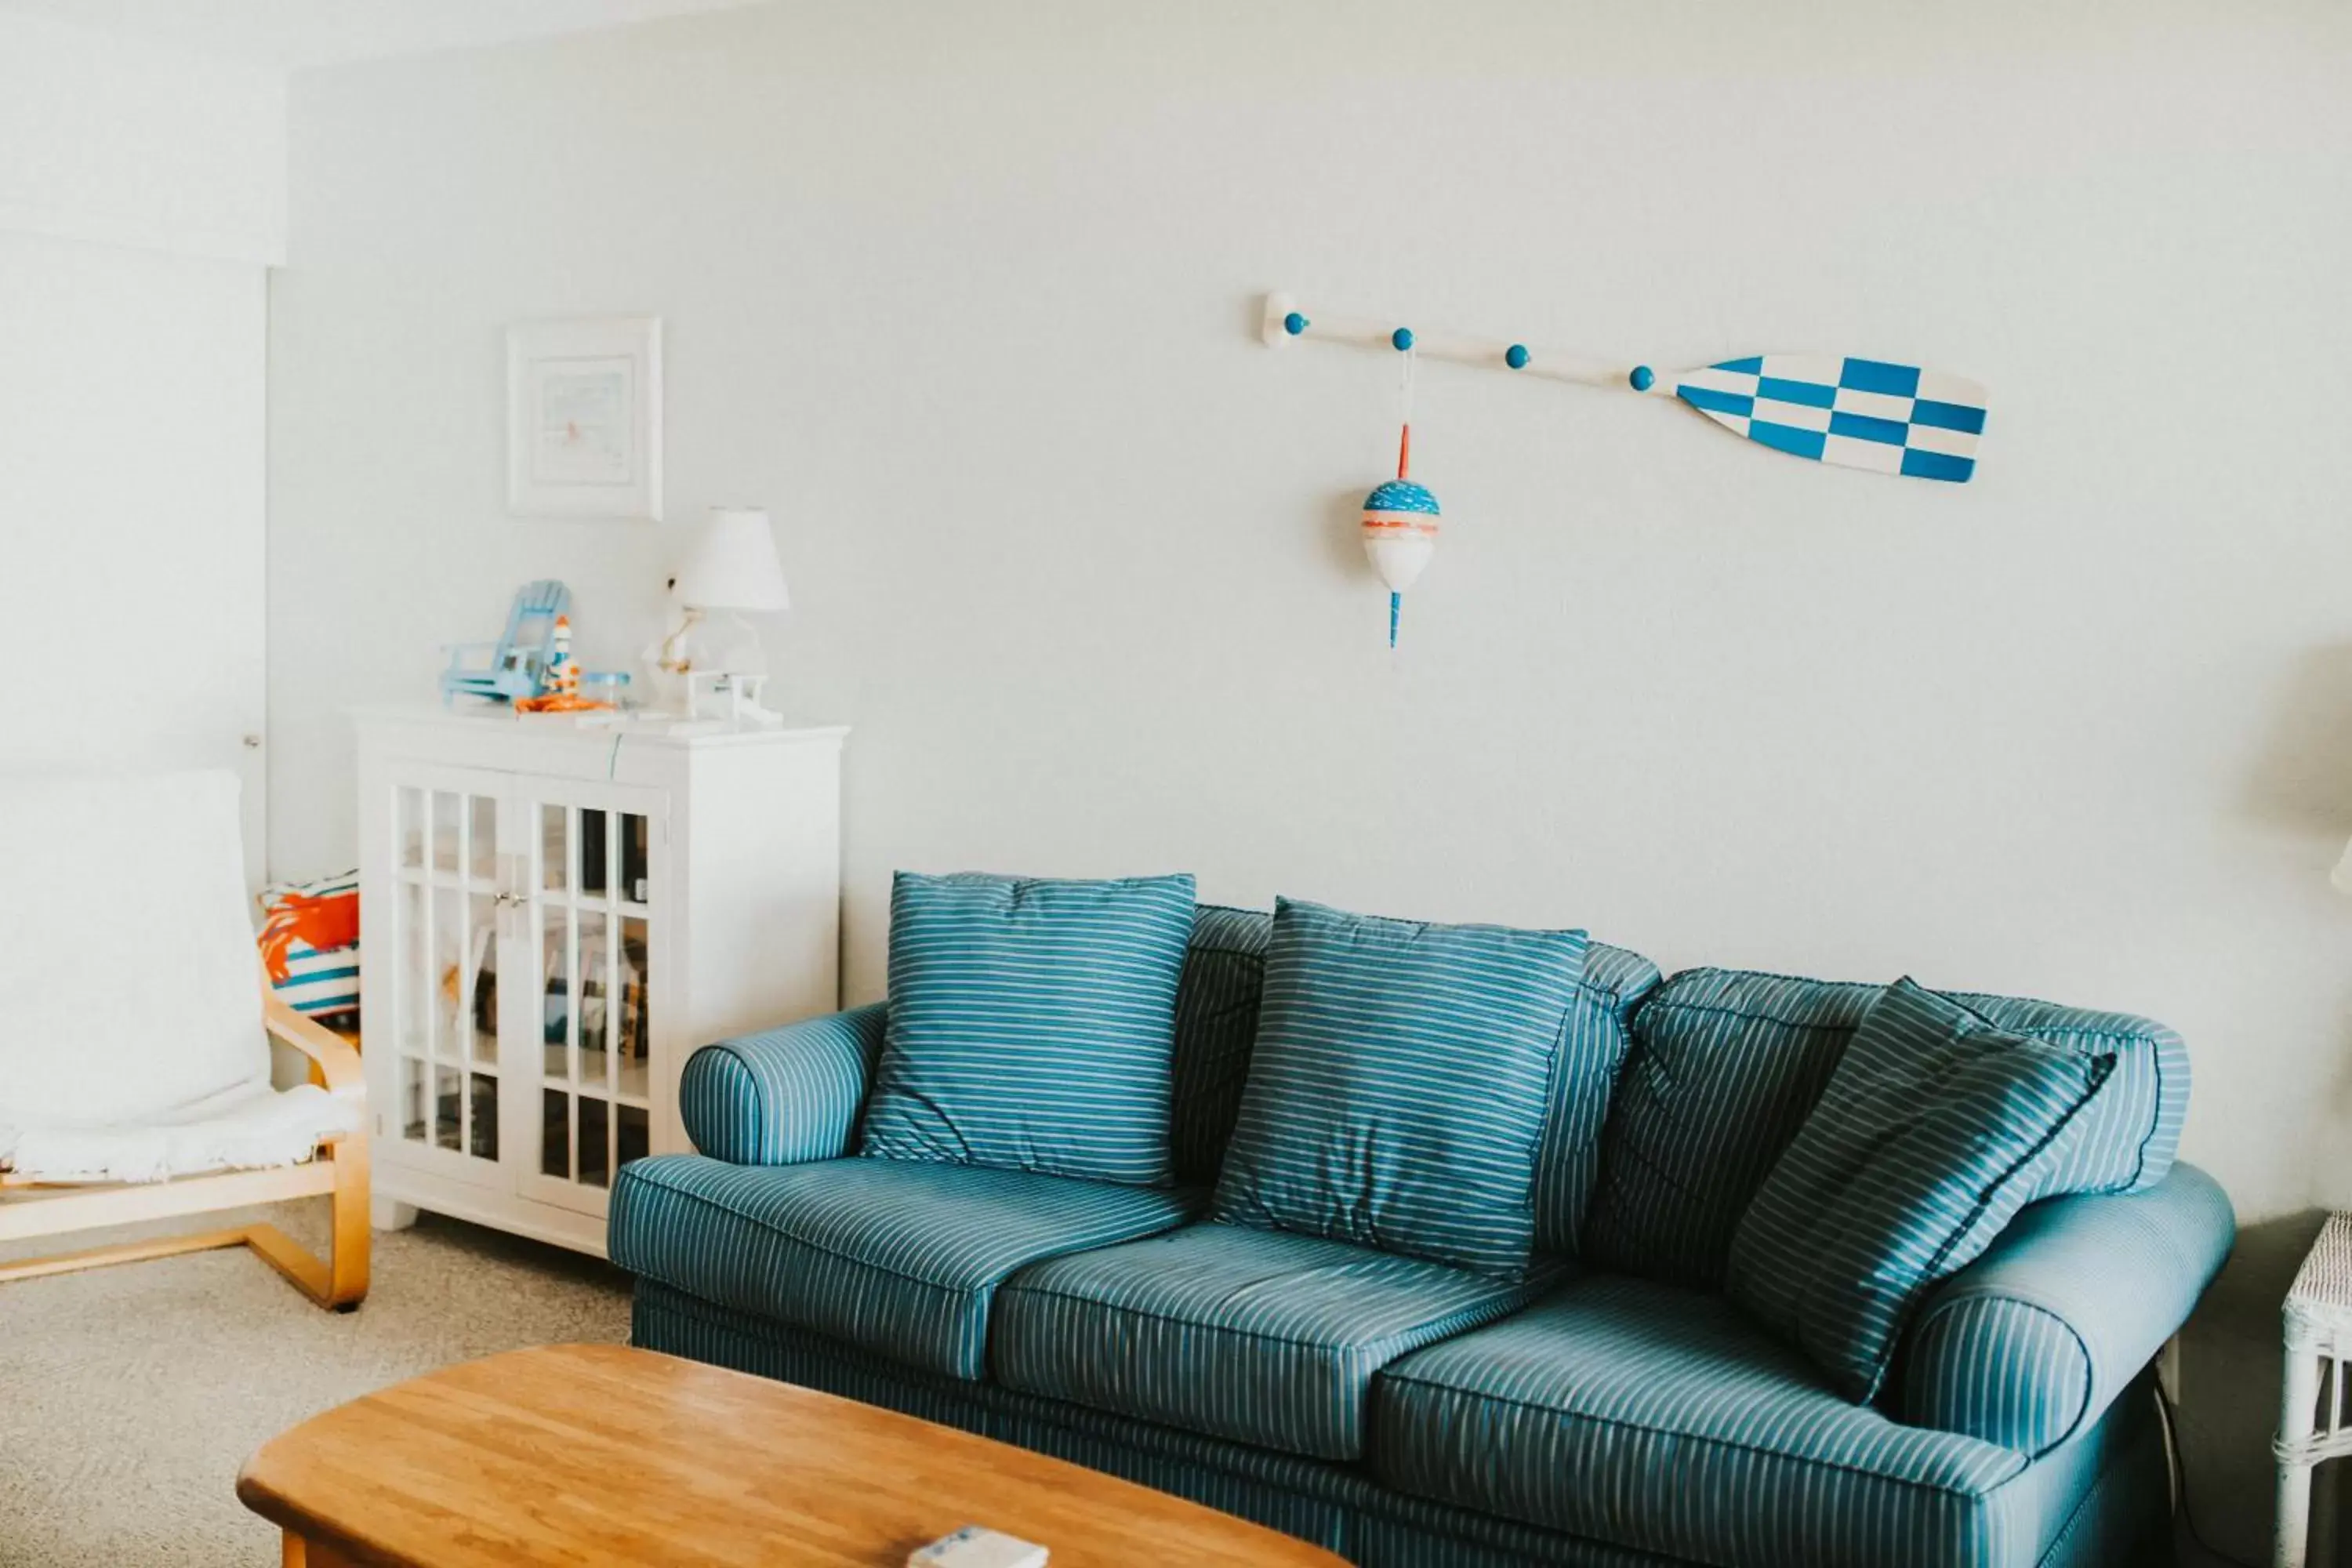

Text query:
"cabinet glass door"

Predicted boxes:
[[517, 785, 662, 1216], [383, 771, 506, 1187]]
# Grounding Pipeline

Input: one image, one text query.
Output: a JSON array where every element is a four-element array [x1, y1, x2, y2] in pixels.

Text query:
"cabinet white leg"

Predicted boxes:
[[371, 1196, 419, 1232]]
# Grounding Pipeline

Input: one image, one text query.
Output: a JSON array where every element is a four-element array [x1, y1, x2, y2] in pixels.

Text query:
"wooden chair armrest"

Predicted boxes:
[[441, 641, 500, 671], [264, 993, 366, 1100]]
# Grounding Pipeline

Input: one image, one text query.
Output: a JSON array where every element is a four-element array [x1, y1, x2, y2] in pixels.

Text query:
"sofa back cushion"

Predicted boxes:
[[1168, 905, 1272, 1186], [1584, 967, 2191, 1291], [1168, 903, 1658, 1254], [861, 871, 1196, 1186], [0, 769, 267, 1138], [1210, 898, 1589, 1279], [1535, 942, 1663, 1255]]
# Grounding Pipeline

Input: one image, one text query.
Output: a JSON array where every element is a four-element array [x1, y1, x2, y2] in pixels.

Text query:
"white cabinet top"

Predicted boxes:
[[352, 704, 849, 752]]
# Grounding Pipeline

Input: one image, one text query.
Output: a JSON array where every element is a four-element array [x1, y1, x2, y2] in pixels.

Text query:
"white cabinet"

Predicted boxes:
[[355, 708, 844, 1256]]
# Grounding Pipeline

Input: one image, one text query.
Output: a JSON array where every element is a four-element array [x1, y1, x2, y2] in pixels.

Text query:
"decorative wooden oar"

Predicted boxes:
[[1261, 292, 1988, 484]]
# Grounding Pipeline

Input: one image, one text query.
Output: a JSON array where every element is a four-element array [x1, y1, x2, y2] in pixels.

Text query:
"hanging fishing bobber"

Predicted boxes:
[[1361, 477, 1440, 647]]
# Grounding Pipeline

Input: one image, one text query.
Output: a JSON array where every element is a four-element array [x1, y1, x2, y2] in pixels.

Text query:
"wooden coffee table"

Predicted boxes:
[[238, 1343, 1348, 1566]]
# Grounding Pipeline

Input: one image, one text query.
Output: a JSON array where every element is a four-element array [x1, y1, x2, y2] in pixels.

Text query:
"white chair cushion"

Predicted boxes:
[[2, 1082, 358, 1184], [0, 769, 268, 1135]]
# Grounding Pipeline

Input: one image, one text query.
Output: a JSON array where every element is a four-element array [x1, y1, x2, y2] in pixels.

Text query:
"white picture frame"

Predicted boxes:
[[506, 316, 662, 521]]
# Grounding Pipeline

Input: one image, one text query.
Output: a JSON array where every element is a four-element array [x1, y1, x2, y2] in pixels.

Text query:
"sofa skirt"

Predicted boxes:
[[631, 1279, 2169, 1568]]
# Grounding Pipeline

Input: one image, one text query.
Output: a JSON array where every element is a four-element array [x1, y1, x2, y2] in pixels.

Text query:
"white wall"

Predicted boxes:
[[0, 13, 279, 879], [267, 5, 2350, 1545], [0, 232, 267, 789], [0, 9, 285, 264]]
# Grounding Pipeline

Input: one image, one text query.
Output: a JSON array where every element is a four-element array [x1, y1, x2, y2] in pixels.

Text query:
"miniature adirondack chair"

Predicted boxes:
[[0, 770, 369, 1308], [440, 579, 571, 706]]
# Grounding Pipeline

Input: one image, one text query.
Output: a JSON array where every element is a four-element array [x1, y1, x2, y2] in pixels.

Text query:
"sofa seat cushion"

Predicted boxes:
[[608, 1154, 1202, 1380], [1370, 1274, 2030, 1568], [992, 1221, 1559, 1461]]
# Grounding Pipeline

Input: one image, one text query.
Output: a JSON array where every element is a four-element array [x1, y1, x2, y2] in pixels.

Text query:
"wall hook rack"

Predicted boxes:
[[1260, 291, 1988, 484]]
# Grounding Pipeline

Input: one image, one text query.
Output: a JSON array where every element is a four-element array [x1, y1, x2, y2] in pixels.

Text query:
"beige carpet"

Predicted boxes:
[[0, 1200, 633, 1566]]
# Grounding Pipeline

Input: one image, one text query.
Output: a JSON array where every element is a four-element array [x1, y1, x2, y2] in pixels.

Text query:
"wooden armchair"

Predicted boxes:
[[0, 991, 368, 1307], [0, 771, 370, 1310]]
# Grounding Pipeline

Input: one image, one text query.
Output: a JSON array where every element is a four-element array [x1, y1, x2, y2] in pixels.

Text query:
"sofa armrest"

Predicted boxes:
[[678, 1004, 889, 1165], [1897, 1161, 2233, 1455]]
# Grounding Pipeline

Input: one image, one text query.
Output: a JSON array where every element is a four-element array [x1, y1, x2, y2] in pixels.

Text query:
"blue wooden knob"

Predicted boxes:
[[1392, 328, 1414, 351], [1505, 344, 1530, 369], [1629, 365, 1656, 392], [1283, 311, 1308, 336]]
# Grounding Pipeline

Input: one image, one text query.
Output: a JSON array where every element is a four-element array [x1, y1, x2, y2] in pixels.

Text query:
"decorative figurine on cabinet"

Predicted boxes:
[[514, 616, 618, 713], [441, 583, 630, 711], [440, 580, 571, 706]]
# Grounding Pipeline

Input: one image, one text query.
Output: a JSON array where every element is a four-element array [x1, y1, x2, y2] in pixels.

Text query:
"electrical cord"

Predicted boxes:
[[2155, 1378, 2262, 1567]]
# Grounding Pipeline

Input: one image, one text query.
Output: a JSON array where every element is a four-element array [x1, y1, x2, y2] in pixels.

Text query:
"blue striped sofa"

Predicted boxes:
[[608, 909, 2233, 1567]]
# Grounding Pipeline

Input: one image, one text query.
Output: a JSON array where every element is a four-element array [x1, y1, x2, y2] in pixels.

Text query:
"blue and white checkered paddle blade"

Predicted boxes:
[[1666, 355, 1987, 483]]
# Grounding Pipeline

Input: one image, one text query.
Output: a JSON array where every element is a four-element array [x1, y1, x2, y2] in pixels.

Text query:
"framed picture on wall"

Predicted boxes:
[[506, 316, 662, 521]]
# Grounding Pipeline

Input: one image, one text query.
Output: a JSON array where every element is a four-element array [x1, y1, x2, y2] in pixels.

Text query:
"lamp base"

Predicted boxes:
[[648, 608, 779, 720], [685, 670, 782, 725]]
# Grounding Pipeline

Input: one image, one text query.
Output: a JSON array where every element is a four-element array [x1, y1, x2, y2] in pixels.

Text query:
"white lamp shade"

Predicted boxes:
[[673, 506, 790, 612]]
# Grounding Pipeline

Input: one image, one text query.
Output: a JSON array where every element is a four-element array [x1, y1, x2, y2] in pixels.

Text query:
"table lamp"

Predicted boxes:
[[655, 506, 790, 722]]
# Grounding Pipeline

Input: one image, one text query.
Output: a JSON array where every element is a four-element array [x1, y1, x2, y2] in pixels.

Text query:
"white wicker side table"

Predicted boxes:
[[2279, 1214, 2352, 1567]]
